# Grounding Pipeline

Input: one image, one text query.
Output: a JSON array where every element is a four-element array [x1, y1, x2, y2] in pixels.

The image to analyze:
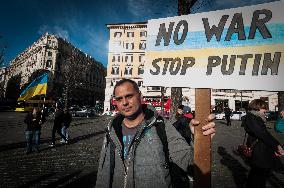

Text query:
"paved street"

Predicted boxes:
[[0, 112, 283, 187]]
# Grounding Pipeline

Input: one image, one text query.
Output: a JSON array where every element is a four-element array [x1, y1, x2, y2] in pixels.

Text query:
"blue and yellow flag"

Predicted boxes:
[[18, 73, 48, 101]]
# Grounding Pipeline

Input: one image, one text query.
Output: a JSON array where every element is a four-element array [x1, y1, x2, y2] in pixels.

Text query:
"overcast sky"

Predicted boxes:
[[0, 0, 276, 67]]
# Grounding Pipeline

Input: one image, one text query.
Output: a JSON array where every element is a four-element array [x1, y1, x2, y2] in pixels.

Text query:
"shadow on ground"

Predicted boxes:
[[0, 130, 106, 153], [17, 169, 98, 188], [218, 146, 248, 188]]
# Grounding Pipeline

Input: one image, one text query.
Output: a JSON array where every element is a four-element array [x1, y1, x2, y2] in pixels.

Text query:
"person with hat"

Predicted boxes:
[[173, 105, 194, 144]]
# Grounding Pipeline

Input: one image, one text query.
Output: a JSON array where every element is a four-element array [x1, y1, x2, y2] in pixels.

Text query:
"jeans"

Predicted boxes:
[[52, 126, 67, 144], [33, 130, 41, 150], [25, 130, 41, 152], [25, 131, 33, 152], [61, 126, 69, 141]]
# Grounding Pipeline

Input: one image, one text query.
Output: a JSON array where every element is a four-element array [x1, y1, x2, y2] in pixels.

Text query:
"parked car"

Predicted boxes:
[[215, 112, 225, 120], [72, 107, 95, 117], [230, 111, 246, 121]]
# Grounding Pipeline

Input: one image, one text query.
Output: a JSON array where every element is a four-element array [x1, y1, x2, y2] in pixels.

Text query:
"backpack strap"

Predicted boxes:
[[155, 116, 171, 169], [156, 117, 190, 188]]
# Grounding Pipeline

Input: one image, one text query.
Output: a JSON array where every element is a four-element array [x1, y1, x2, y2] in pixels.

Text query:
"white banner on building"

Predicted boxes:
[[144, 1, 284, 91]]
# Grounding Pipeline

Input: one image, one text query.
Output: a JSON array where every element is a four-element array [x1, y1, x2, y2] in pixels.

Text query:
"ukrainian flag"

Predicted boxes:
[[18, 73, 48, 101]]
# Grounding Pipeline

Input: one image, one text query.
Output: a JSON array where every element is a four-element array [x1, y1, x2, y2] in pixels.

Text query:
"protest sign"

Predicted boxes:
[[144, 1, 284, 91]]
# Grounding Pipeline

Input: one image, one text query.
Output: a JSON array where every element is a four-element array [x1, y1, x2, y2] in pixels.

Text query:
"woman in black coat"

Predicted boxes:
[[241, 99, 284, 187]]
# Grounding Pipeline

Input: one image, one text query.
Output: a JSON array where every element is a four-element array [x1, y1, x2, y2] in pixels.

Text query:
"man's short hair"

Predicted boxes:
[[248, 99, 268, 111], [113, 79, 140, 96]]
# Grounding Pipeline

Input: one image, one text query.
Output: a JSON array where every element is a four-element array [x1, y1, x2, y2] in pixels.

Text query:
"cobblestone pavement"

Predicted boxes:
[[0, 112, 111, 188], [0, 112, 283, 187]]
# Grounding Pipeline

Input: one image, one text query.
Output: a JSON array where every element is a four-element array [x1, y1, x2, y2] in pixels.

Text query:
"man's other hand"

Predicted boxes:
[[190, 114, 216, 138]]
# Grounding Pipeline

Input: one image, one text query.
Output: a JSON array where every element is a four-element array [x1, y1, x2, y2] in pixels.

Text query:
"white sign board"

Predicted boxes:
[[144, 1, 284, 91]]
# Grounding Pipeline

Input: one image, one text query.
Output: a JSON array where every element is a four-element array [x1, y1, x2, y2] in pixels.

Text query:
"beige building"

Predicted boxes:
[[2, 33, 106, 106], [105, 22, 278, 113]]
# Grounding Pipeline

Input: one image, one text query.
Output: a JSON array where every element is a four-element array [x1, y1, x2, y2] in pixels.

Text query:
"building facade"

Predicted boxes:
[[105, 22, 278, 113], [2, 33, 106, 106]]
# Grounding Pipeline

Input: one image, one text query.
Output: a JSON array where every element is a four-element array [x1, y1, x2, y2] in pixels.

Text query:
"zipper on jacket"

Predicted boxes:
[[122, 117, 157, 188], [123, 154, 132, 188]]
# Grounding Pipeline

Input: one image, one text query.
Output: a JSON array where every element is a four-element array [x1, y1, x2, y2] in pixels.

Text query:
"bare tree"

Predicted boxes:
[[59, 48, 91, 108]]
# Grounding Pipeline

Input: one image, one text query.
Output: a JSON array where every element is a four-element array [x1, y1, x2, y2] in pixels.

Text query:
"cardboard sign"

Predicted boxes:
[[144, 1, 284, 91]]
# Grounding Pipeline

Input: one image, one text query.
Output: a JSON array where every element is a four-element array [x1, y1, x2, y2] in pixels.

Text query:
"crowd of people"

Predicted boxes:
[[23, 106, 72, 154]]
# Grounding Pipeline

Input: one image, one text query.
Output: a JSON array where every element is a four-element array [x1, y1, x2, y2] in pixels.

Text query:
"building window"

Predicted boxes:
[[124, 66, 133, 75], [111, 66, 119, 75], [140, 31, 147, 37], [139, 54, 145, 63], [114, 32, 122, 38], [46, 60, 52, 68], [125, 43, 134, 50], [112, 55, 121, 62], [47, 51, 52, 57], [139, 42, 146, 50], [127, 32, 134, 37], [138, 65, 144, 75], [125, 54, 133, 63]]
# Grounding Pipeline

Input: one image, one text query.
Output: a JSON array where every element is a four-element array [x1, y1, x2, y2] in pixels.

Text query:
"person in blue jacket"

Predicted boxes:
[[274, 109, 284, 133]]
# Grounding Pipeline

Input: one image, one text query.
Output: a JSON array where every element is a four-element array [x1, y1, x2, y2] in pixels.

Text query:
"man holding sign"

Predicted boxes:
[[95, 79, 215, 188]]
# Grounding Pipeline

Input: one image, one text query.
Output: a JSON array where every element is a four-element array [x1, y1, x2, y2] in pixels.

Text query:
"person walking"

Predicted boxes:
[[50, 106, 68, 147], [95, 79, 216, 188], [224, 107, 232, 126], [241, 99, 284, 188], [61, 108, 72, 143], [24, 107, 45, 154]]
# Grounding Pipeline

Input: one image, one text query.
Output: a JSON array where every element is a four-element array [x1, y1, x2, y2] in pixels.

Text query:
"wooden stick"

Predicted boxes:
[[194, 88, 211, 188]]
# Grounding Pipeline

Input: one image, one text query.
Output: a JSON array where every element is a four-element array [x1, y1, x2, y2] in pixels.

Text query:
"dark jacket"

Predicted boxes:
[[173, 115, 192, 144], [24, 111, 44, 131], [242, 112, 281, 169], [95, 106, 192, 188], [63, 112, 72, 128], [54, 110, 64, 128]]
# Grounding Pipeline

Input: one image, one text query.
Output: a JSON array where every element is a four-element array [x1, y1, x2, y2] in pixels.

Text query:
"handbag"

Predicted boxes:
[[237, 132, 257, 158]]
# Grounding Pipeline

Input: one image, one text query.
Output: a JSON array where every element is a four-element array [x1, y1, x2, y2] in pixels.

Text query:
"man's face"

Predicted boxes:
[[114, 82, 141, 117]]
